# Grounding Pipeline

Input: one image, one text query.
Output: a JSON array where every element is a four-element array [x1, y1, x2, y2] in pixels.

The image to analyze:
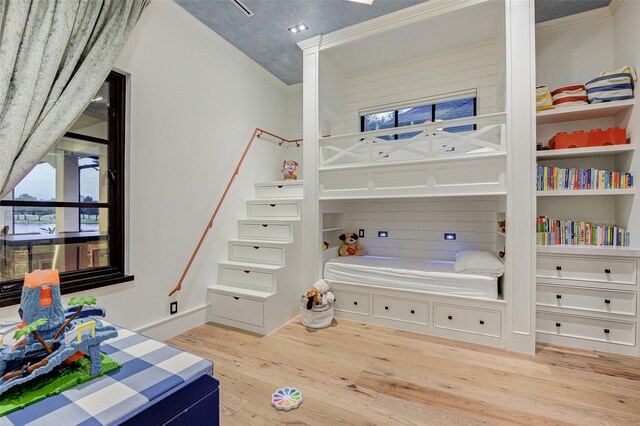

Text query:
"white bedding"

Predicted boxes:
[[324, 255, 498, 300]]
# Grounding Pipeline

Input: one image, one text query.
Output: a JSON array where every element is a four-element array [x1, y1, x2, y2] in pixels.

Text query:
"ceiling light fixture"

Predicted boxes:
[[288, 23, 308, 34], [349, 0, 374, 5]]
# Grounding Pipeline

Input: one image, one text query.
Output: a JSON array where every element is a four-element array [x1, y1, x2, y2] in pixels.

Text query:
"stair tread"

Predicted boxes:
[[238, 218, 299, 224], [247, 199, 302, 203], [255, 180, 303, 186], [208, 285, 275, 300], [229, 239, 291, 246], [219, 260, 283, 270]]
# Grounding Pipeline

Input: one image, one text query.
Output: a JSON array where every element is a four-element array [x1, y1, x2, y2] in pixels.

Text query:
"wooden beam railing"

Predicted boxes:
[[168, 128, 301, 297]]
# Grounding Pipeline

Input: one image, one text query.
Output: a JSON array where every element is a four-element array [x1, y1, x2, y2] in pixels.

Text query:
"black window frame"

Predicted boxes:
[[0, 70, 133, 307], [360, 97, 478, 137]]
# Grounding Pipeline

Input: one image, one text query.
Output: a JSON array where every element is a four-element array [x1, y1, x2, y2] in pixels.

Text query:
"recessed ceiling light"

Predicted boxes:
[[288, 23, 308, 34], [349, 0, 374, 4]]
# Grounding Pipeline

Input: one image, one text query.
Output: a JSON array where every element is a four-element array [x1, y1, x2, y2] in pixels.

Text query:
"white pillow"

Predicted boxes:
[[454, 250, 504, 277]]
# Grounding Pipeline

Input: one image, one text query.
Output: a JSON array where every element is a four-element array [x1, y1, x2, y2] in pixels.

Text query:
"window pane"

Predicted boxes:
[[12, 160, 56, 202], [435, 97, 475, 133], [68, 81, 109, 139], [398, 104, 432, 139], [5, 138, 108, 203], [0, 208, 109, 280], [363, 110, 395, 141]]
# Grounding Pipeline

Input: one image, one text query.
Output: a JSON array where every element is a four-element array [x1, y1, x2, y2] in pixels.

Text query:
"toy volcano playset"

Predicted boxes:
[[0, 269, 118, 413]]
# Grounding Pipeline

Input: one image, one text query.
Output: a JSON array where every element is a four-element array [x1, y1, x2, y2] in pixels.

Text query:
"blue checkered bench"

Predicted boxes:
[[0, 326, 219, 425]]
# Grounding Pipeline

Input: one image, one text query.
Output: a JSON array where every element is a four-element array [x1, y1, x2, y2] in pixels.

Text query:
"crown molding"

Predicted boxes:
[[608, 0, 623, 15], [535, 6, 612, 33], [297, 35, 322, 51], [157, 0, 288, 90], [309, 0, 488, 52]]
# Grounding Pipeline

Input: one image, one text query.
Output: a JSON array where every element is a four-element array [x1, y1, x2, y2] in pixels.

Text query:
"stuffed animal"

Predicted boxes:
[[338, 232, 365, 256], [322, 241, 329, 251], [305, 287, 322, 310], [313, 279, 330, 294], [281, 160, 299, 180], [498, 220, 506, 233]]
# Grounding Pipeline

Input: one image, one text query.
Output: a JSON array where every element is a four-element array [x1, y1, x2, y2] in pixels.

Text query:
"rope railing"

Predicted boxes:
[[168, 128, 301, 297]]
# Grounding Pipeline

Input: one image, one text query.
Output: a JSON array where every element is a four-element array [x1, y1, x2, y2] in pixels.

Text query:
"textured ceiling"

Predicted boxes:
[[175, 0, 612, 86]]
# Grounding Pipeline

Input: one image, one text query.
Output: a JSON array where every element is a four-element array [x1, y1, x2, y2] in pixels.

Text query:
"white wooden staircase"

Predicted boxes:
[[207, 180, 304, 334]]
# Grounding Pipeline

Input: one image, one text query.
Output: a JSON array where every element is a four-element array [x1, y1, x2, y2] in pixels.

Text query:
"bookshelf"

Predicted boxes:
[[536, 189, 635, 197], [536, 144, 635, 160], [536, 99, 634, 125]]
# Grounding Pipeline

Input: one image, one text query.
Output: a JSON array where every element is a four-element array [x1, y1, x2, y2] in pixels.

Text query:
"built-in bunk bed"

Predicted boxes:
[[299, 0, 524, 349]]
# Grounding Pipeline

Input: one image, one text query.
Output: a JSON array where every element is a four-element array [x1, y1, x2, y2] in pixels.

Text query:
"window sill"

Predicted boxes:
[[0, 271, 134, 308]]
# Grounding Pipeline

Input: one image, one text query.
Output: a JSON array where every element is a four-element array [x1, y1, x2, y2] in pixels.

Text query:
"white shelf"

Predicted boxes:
[[536, 99, 635, 125], [537, 189, 635, 197], [496, 231, 505, 237], [536, 144, 635, 160], [536, 245, 640, 257], [322, 227, 343, 232]]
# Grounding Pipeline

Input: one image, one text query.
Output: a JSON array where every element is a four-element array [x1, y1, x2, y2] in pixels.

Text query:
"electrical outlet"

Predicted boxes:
[[170, 301, 178, 315], [359, 229, 365, 238]]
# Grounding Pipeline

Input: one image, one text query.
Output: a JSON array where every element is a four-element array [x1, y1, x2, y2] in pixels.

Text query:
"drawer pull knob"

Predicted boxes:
[[447, 315, 453, 320], [556, 294, 562, 299], [353, 301, 358, 306], [410, 310, 415, 314], [270, 204, 276, 207], [244, 270, 250, 274], [253, 246, 260, 249], [384, 306, 389, 310], [605, 268, 611, 274], [479, 320, 485, 325], [604, 329, 610, 334], [556, 266, 562, 271], [555, 323, 561, 327], [233, 297, 240, 300], [277, 185, 284, 188], [261, 224, 269, 227], [605, 299, 611, 304]]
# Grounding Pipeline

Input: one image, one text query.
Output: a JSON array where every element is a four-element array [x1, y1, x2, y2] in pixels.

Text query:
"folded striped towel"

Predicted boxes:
[[536, 85, 554, 111], [551, 84, 588, 107], [586, 66, 636, 103]]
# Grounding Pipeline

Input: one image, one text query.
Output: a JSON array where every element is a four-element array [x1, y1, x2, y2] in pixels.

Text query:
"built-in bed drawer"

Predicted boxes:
[[332, 289, 370, 316], [433, 303, 501, 338], [372, 295, 428, 325]]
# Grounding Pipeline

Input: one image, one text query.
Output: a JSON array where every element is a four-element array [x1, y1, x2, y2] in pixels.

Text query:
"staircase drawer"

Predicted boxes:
[[372, 295, 428, 325], [537, 312, 636, 346], [256, 183, 303, 199], [434, 304, 501, 337], [332, 289, 370, 315], [537, 284, 636, 316], [230, 243, 285, 265], [239, 223, 292, 241], [248, 202, 299, 218], [210, 293, 264, 327], [221, 267, 275, 290], [537, 255, 637, 285]]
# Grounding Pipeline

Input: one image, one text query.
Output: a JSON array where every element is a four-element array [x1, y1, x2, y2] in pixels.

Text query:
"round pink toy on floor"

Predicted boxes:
[[271, 386, 302, 411]]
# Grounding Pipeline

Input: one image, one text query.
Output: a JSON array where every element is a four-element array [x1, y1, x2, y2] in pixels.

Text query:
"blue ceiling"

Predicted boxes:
[[175, 0, 612, 86]]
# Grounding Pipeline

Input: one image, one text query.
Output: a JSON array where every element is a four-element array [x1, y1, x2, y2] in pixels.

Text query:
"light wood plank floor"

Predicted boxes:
[[167, 318, 640, 425]]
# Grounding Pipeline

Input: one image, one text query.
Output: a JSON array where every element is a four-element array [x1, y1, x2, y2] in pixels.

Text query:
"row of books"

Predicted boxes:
[[537, 164, 633, 191], [536, 217, 630, 247]]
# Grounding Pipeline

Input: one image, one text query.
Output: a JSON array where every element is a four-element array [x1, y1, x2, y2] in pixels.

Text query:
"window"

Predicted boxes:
[[0, 71, 131, 306], [361, 96, 477, 138]]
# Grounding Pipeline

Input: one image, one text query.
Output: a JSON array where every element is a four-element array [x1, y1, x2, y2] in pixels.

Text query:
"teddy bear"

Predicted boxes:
[[498, 220, 506, 233], [305, 280, 335, 310], [338, 232, 365, 256], [281, 160, 299, 180]]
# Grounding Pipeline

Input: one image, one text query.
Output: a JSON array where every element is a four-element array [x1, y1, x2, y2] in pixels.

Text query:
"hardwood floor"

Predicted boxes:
[[167, 318, 640, 425]]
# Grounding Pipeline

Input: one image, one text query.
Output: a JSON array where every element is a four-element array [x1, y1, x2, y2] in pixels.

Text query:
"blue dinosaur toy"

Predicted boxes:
[[0, 270, 117, 396]]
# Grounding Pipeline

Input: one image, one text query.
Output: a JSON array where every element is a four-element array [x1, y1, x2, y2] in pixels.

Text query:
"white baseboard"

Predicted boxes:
[[134, 304, 209, 342]]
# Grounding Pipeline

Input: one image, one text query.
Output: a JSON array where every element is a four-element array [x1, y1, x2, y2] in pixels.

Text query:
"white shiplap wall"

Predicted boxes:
[[343, 197, 499, 260], [341, 38, 499, 133]]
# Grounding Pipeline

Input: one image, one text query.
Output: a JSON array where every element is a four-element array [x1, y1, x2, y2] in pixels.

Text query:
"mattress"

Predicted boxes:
[[324, 255, 498, 300]]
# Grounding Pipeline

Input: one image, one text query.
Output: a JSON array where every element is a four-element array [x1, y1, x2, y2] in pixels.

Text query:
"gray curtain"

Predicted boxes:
[[0, 0, 148, 198]]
